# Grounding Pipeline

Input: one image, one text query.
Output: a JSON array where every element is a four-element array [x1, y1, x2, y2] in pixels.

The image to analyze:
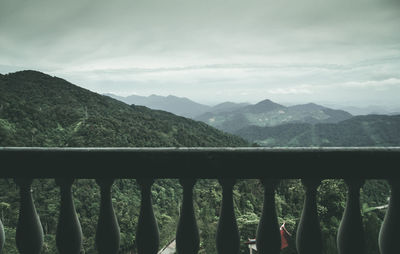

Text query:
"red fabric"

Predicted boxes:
[[280, 227, 288, 249]]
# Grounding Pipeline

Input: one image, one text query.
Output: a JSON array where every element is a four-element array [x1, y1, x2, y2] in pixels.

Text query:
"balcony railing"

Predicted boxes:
[[0, 147, 399, 254]]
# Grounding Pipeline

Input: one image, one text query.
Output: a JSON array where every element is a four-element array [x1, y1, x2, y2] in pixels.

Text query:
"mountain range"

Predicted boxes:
[[104, 93, 400, 147], [105, 94, 354, 131], [105, 93, 251, 119], [195, 100, 353, 133]]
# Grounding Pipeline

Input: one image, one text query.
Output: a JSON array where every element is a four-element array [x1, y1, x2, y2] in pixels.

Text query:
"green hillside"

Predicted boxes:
[[235, 115, 400, 146], [0, 70, 247, 147]]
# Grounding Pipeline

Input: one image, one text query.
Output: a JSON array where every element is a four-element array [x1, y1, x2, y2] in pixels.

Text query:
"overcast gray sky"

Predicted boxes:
[[1, 0, 400, 106]]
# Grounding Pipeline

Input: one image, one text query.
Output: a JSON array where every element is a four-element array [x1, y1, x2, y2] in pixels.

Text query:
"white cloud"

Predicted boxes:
[[340, 78, 400, 89], [1, 0, 400, 107]]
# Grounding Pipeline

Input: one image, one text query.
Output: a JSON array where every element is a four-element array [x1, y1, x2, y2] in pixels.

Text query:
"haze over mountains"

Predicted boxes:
[[105, 93, 354, 131], [105, 92, 400, 147], [106, 93, 400, 117], [331, 105, 400, 116], [105, 93, 250, 119], [195, 100, 353, 133], [104, 93, 211, 118], [199, 101, 400, 146], [105, 93, 355, 126]]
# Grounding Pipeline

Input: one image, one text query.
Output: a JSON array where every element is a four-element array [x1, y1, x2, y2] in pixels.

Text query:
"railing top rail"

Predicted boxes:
[[1, 147, 399, 179], [2, 146, 400, 151]]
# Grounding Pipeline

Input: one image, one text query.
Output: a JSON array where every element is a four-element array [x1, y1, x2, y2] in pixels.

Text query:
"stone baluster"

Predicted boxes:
[[55, 178, 83, 254], [256, 179, 280, 254], [216, 179, 240, 254], [136, 178, 159, 254], [176, 178, 199, 254], [15, 178, 43, 254], [296, 179, 322, 254], [96, 179, 120, 254], [337, 179, 365, 254], [379, 179, 400, 254], [0, 217, 4, 253]]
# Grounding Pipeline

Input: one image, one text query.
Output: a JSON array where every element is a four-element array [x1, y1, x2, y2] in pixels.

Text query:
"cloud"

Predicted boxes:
[[1, 0, 400, 106], [340, 78, 400, 89], [267, 86, 314, 95], [1, 0, 400, 67]]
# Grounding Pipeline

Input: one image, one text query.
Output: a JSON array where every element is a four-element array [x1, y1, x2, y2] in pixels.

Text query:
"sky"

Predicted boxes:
[[1, 0, 400, 107]]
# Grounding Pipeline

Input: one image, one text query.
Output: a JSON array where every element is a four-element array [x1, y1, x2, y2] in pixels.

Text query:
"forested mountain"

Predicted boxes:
[[0, 71, 246, 147], [0, 70, 389, 254], [235, 114, 400, 147], [195, 99, 353, 133], [104, 93, 211, 118]]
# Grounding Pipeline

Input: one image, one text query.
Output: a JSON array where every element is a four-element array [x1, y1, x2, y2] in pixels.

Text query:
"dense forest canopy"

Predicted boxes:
[[234, 115, 400, 147], [0, 71, 390, 254]]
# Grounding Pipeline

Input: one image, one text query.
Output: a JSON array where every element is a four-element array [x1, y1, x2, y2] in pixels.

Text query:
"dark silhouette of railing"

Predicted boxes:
[[0, 147, 399, 254]]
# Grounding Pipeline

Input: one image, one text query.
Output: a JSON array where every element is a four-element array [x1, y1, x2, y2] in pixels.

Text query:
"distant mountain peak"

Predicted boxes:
[[258, 99, 273, 103], [255, 99, 284, 107], [245, 99, 285, 113], [304, 102, 319, 107]]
